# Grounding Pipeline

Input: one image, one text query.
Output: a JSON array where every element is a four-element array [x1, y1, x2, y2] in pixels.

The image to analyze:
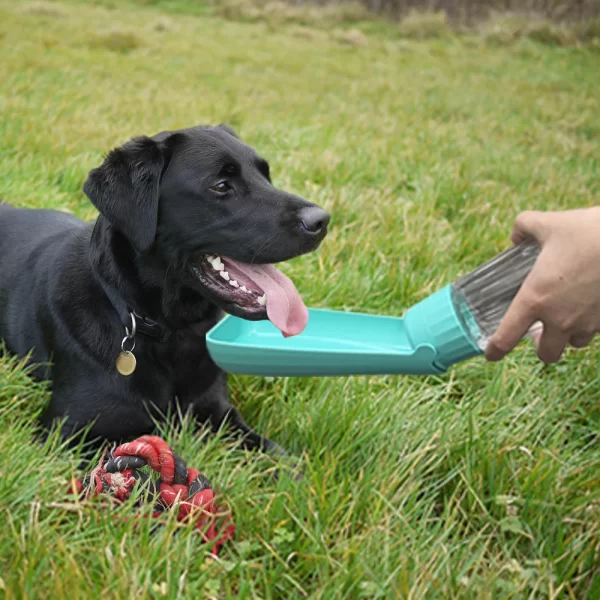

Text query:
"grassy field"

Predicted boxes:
[[1, 1, 599, 598]]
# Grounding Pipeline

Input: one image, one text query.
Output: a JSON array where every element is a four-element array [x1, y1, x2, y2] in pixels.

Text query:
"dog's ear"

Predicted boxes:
[[83, 136, 166, 252], [217, 123, 239, 139]]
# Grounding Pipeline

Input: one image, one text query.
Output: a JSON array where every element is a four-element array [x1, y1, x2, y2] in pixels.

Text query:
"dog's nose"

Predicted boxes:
[[299, 206, 330, 235]]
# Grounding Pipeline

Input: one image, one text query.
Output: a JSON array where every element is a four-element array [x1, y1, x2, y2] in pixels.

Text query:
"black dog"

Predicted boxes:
[[0, 124, 329, 457]]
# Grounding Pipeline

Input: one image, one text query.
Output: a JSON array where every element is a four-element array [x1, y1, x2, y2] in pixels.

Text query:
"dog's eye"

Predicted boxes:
[[211, 181, 231, 195]]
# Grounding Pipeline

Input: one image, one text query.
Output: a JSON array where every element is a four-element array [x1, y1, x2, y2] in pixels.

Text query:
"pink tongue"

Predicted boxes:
[[224, 259, 308, 338]]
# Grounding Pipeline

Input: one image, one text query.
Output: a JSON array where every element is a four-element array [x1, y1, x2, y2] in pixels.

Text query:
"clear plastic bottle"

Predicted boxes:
[[451, 242, 541, 351]]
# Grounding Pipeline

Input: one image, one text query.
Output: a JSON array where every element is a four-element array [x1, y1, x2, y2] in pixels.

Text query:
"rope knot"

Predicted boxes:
[[70, 435, 235, 555]]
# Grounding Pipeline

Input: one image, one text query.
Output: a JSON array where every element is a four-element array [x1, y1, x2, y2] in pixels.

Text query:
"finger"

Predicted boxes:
[[536, 324, 569, 363], [569, 332, 595, 349], [484, 291, 537, 361]]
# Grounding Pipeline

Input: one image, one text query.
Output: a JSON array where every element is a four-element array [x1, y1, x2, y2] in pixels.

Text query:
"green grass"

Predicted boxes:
[[1, 1, 600, 598]]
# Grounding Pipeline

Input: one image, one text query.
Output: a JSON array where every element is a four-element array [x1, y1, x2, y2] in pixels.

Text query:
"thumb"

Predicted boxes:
[[511, 211, 552, 245], [484, 287, 537, 361]]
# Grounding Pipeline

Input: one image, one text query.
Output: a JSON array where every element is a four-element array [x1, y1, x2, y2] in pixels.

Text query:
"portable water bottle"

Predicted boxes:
[[206, 242, 542, 377], [403, 242, 541, 372]]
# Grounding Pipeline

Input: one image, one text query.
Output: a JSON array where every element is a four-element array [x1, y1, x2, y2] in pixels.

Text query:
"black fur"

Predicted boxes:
[[0, 124, 329, 457]]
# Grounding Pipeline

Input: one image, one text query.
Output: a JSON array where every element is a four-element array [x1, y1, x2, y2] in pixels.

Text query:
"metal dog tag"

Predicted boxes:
[[117, 312, 138, 376], [116, 350, 137, 376]]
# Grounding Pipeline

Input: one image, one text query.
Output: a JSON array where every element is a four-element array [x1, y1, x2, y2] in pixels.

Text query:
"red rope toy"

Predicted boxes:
[[68, 435, 235, 555]]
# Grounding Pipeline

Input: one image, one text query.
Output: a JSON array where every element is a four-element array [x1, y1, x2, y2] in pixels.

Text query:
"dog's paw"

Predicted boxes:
[[269, 449, 304, 483]]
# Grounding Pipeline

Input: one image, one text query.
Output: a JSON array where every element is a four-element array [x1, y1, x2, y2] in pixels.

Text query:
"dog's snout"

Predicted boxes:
[[299, 206, 330, 235]]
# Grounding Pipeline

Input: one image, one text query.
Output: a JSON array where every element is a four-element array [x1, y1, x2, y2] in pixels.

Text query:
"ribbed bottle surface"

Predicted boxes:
[[451, 242, 540, 350]]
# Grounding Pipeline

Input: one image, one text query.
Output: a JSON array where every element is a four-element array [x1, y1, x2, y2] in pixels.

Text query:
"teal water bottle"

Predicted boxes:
[[403, 242, 541, 371], [206, 242, 542, 377]]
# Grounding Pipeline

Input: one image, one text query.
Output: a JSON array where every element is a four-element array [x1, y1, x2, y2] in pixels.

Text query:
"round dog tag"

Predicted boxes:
[[116, 351, 137, 376]]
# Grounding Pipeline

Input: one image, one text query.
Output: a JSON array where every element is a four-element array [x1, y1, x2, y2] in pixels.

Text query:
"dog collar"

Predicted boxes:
[[100, 279, 172, 344]]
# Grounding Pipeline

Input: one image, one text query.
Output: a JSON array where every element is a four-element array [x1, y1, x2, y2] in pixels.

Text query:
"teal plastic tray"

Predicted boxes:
[[206, 308, 440, 376], [206, 285, 483, 377]]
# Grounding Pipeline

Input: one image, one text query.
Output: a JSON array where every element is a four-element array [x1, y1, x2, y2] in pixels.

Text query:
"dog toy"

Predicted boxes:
[[69, 435, 235, 555]]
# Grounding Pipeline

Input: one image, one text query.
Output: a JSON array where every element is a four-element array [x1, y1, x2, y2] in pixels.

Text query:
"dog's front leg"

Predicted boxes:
[[185, 371, 288, 457]]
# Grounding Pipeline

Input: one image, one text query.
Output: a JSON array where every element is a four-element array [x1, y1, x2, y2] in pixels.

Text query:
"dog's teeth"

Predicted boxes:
[[240, 286, 248, 293], [219, 270, 230, 281], [257, 294, 266, 306], [229, 280, 239, 288], [209, 257, 224, 271]]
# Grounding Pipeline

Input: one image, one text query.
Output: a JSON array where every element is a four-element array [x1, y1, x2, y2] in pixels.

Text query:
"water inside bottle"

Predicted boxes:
[[451, 242, 541, 350]]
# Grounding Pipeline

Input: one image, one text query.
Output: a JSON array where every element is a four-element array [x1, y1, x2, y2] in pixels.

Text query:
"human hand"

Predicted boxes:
[[485, 206, 600, 363]]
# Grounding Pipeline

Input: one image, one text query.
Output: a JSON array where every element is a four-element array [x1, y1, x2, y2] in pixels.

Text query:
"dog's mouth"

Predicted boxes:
[[191, 255, 308, 337]]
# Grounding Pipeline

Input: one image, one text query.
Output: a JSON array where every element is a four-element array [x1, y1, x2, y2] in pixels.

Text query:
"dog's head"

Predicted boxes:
[[83, 124, 329, 336]]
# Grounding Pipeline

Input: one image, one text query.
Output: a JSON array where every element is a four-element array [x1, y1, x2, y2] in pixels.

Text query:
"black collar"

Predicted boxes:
[[99, 279, 172, 343]]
